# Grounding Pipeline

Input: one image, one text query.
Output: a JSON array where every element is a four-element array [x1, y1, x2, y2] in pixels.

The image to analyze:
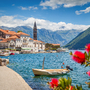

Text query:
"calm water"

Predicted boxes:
[[0, 51, 90, 90]]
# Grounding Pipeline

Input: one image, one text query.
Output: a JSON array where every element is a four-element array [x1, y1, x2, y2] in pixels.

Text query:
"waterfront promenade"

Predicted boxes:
[[0, 66, 32, 90]]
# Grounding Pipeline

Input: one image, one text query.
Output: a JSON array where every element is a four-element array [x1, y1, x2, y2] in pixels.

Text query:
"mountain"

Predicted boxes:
[[64, 27, 90, 49], [0, 26, 82, 46]]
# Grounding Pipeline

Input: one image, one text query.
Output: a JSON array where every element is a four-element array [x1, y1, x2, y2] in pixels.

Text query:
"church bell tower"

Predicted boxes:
[[33, 21, 37, 40]]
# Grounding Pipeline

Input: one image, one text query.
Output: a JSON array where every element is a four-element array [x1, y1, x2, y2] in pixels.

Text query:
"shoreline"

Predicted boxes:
[[0, 66, 32, 90]]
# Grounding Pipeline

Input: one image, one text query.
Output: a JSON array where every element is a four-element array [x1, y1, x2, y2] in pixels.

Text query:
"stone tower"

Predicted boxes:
[[33, 21, 37, 40]]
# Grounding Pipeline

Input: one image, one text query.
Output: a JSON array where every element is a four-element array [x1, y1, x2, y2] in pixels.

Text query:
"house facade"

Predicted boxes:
[[0, 29, 45, 52]]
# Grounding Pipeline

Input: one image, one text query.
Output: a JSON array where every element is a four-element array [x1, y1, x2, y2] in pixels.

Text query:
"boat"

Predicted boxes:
[[0, 50, 9, 56], [10, 53, 15, 55], [32, 68, 70, 76], [32, 57, 72, 76], [57, 47, 69, 52], [0, 53, 9, 56]]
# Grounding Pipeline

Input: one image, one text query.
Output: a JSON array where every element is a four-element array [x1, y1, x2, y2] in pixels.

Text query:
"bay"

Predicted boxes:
[[0, 50, 89, 90]]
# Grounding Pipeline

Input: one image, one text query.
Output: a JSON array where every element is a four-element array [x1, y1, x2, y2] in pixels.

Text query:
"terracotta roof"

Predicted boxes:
[[17, 32, 30, 36], [30, 38, 33, 40], [8, 35, 19, 39], [0, 39, 7, 43], [0, 35, 19, 43], [0, 38, 4, 40], [52, 44, 60, 46], [0, 29, 17, 35], [34, 40, 44, 43]]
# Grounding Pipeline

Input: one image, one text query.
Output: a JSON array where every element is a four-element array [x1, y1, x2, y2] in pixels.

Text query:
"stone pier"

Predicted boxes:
[[0, 66, 32, 90]]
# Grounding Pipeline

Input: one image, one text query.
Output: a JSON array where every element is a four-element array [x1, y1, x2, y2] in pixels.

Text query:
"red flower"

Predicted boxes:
[[72, 51, 85, 64], [86, 71, 90, 77], [85, 43, 90, 52], [69, 86, 73, 90], [49, 78, 58, 88]]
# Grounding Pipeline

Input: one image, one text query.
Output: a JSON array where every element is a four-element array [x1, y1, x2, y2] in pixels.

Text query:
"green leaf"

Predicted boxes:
[[69, 51, 73, 55], [85, 63, 89, 67], [84, 51, 88, 60]]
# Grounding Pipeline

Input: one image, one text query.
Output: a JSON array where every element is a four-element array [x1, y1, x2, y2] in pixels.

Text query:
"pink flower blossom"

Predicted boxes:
[[49, 78, 58, 88], [72, 51, 85, 64], [85, 43, 90, 52], [86, 71, 90, 77]]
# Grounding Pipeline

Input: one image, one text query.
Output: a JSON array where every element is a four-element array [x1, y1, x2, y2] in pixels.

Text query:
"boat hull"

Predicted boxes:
[[0, 53, 9, 56], [32, 69, 70, 76]]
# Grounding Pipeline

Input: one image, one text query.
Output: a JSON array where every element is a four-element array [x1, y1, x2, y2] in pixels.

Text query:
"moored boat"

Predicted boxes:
[[32, 57, 72, 76], [0, 50, 9, 56], [0, 53, 9, 56], [57, 48, 69, 52], [32, 68, 70, 76], [10, 53, 15, 55]]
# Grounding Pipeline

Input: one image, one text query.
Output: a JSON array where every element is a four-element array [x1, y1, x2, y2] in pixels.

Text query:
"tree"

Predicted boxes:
[[17, 30, 22, 33]]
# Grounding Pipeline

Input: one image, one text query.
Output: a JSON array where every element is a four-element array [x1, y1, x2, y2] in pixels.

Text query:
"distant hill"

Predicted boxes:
[[0, 26, 82, 46], [64, 27, 90, 49]]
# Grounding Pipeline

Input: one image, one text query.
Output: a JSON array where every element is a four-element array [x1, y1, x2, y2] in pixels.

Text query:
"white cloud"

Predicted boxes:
[[0, 15, 90, 31], [12, 4, 15, 6], [19, 6, 27, 10], [19, 6, 38, 10], [40, 0, 90, 9], [76, 6, 90, 15]]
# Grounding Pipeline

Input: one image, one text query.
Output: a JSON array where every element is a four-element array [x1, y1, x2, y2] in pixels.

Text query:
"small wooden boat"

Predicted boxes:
[[32, 57, 72, 76], [0, 53, 9, 56], [0, 50, 9, 56], [10, 53, 15, 55], [32, 68, 70, 76], [57, 48, 69, 53]]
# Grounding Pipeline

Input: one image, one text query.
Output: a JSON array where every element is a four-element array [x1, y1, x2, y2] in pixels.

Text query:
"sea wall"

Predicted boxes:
[[0, 66, 32, 90]]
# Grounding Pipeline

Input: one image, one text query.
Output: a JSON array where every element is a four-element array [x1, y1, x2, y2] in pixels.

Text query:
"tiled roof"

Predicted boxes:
[[0, 39, 7, 43], [0, 35, 19, 43], [8, 35, 19, 39], [52, 44, 60, 46], [0, 38, 4, 40], [34, 40, 44, 43], [0, 29, 30, 36], [30, 38, 33, 40], [17, 32, 30, 36], [0, 29, 17, 35]]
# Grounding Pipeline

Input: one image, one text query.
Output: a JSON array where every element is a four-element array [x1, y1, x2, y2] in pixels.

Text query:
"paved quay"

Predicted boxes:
[[0, 66, 32, 90]]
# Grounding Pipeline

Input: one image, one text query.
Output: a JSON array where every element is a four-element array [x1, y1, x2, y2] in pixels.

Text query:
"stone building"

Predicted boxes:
[[0, 29, 45, 52]]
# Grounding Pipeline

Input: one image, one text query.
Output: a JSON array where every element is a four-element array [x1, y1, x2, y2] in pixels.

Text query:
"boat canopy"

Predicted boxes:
[[21, 48, 31, 50]]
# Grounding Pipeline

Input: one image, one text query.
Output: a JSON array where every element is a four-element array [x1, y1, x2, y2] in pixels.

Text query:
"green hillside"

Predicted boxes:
[[64, 27, 90, 49]]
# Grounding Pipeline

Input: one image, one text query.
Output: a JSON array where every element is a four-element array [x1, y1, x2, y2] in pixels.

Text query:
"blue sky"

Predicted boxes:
[[0, 0, 90, 31]]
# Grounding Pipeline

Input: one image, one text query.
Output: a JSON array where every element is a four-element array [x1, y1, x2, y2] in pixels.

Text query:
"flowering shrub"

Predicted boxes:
[[48, 77, 82, 90], [85, 43, 90, 52], [87, 71, 90, 77], [49, 78, 59, 89], [72, 51, 85, 64], [48, 43, 90, 90]]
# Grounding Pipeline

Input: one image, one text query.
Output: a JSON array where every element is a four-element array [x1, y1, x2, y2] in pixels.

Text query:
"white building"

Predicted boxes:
[[0, 29, 45, 52]]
